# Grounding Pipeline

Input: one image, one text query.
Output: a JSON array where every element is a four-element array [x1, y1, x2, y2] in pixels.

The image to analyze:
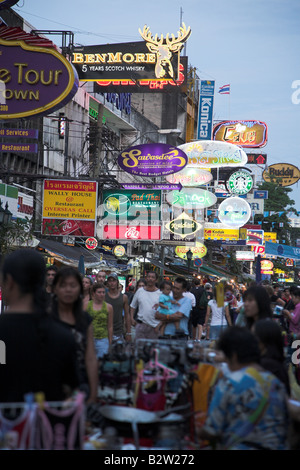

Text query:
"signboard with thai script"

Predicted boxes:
[[72, 23, 191, 82], [197, 80, 215, 140], [93, 56, 188, 93], [262, 163, 300, 187], [178, 140, 248, 168], [118, 143, 188, 177], [42, 180, 98, 237], [213, 120, 268, 148], [0, 36, 79, 119], [166, 188, 217, 209], [264, 232, 277, 242], [166, 166, 212, 187]]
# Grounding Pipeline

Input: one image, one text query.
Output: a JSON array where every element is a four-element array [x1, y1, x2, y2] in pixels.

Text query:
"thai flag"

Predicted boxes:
[[218, 84, 230, 94]]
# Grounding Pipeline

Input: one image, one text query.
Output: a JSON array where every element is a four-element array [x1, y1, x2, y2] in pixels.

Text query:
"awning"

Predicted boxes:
[[37, 239, 129, 271], [148, 257, 230, 280]]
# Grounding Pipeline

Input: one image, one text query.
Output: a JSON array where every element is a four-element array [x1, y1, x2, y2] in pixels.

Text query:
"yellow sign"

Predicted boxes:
[[204, 228, 239, 240], [175, 243, 207, 259], [264, 232, 277, 242], [42, 180, 97, 220], [262, 163, 300, 187]]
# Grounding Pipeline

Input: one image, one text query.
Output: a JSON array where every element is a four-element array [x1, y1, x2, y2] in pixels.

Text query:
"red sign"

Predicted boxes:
[[85, 237, 98, 250], [42, 219, 95, 237], [103, 225, 161, 241]]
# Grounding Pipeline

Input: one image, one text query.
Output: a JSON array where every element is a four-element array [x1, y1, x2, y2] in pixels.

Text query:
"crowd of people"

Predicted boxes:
[[1, 247, 300, 450]]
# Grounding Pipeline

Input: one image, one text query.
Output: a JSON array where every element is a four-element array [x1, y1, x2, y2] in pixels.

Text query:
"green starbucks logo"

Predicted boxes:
[[228, 170, 253, 195]]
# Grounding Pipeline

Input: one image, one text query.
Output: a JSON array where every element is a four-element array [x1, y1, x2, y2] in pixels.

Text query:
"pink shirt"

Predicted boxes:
[[289, 302, 300, 335]]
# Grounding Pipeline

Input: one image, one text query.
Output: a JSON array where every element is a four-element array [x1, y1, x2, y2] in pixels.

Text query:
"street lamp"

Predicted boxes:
[[186, 249, 193, 276]]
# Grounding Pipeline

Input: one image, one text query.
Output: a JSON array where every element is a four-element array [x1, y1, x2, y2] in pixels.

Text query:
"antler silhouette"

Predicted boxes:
[[166, 22, 191, 51], [139, 25, 164, 45]]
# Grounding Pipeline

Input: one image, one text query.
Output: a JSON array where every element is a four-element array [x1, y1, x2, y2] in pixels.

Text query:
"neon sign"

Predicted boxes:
[[166, 166, 212, 186], [166, 212, 202, 239], [175, 243, 207, 259], [213, 120, 268, 148], [166, 188, 217, 209], [218, 197, 251, 228], [178, 140, 248, 168]]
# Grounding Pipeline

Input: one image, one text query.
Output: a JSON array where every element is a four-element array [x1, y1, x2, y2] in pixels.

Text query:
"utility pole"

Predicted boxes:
[[63, 117, 69, 176]]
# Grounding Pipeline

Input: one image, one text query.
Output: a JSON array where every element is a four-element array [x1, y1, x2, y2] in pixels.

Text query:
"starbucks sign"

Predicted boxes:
[[227, 170, 253, 195]]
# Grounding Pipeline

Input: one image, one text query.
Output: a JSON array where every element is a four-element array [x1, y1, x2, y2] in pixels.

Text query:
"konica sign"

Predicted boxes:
[[197, 80, 215, 140]]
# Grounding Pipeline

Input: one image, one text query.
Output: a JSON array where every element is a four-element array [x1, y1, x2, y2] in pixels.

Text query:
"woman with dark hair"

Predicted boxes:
[[0, 249, 79, 403], [253, 319, 290, 395], [243, 285, 273, 330], [51, 266, 98, 403], [82, 275, 93, 311], [198, 326, 289, 450]]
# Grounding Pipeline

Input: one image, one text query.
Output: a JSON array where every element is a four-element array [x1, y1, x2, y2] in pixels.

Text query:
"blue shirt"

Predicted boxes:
[[164, 296, 192, 336]]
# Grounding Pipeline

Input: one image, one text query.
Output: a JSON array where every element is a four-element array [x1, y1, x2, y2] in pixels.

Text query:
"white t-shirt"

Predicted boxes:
[[130, 287, 161, 328], [183, 291, 196, 307], [208, 299, 229, 326]]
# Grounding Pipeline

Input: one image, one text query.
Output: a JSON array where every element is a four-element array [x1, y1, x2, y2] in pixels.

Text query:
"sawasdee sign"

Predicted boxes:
[[0, 36, 79, 119], [117, 143, 188, 177]]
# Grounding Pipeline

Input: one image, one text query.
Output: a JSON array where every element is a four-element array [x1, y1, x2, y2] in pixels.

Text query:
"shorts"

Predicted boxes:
[[191, 308, 206, 327], [94, 338, 109, 359]]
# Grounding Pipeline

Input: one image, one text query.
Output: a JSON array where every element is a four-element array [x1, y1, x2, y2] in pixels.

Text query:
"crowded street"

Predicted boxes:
[[0, 0, 300, 456]]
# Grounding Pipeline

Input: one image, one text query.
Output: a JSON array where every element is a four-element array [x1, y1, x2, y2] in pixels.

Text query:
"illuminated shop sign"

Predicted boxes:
[[204, 228, 239, 240], [101, 189, 161, 224], [262, 163, 300, 187], [42, 180, 97, 237], [178, 140, 248, 168], [0, 36, 79, 120], [261, 260, 274, 270], [102, 224, 161, 241], [218, 197, 251, 228], [166, 212, 201, 239], [247, 153, 267, 165], [113, 245, 126, 257], [166, 166, 212, 187], [93, 57, 188, 93], [166, 188, 217, 209], [175, 243, 207, 259], [236, 251, 255, 261], [72, 23, 191, 82], [118, 143, 188, 177], [213, 120, 268, 148], [227, 170, 253, 195], [246, 229, 264, 246]]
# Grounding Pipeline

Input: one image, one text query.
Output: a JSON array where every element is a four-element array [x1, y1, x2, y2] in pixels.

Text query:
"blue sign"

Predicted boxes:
[[215, 240, 247, 246], [194, 258, 203, 267], [265, 241, 300, 260], [253, 190, 268, 199], [197, 80, 215, 140]]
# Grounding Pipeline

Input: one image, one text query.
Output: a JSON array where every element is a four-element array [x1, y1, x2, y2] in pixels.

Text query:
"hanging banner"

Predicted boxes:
[[265, 241, 300, 260], [117, 143, 188, 177], [197, 80, 215, 140], [178, 140, 248, 168], [212, 120, 268, 148], [166, 188, 217, 209]]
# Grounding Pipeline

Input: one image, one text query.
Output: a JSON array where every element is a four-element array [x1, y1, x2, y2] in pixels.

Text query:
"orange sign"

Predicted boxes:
[[213, 120, 268, 148]]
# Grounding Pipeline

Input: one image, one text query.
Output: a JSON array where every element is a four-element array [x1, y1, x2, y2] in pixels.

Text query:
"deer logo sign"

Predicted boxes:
[[139, 22, 191, 79]]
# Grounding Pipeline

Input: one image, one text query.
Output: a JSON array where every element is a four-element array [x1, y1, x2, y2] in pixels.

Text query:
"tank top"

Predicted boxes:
[[105, 291, 124, 337], [86, 300, 109, 340]]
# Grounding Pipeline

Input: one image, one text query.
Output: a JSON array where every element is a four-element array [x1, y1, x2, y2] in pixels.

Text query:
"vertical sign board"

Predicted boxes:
[[42, 180, 98, 237], [197, 80, 215, 140]]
